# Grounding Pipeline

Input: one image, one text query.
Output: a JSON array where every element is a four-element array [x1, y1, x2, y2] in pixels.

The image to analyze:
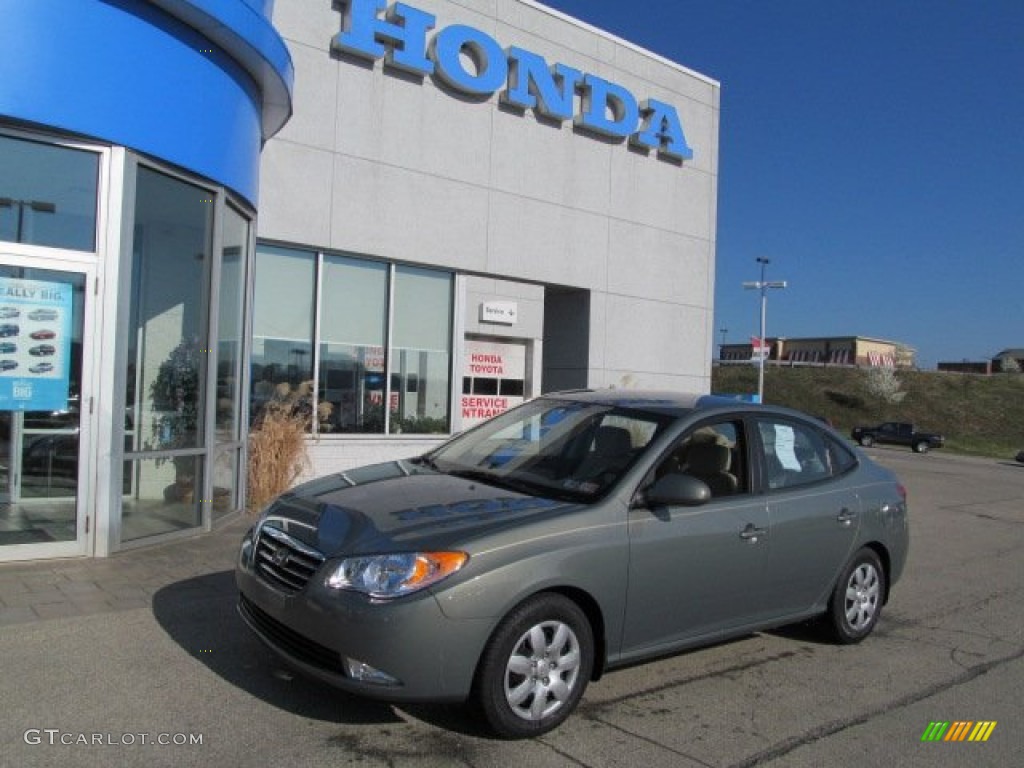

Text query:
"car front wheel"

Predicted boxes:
[[913, 441, 930, 453], [827, 548, 886, 644], [859, 435, 874, 447], [473, 593, 594, 739]]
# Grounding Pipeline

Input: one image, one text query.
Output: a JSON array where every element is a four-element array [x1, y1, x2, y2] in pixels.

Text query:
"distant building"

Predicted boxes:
[[937, 348, 1023, 375], [936, 361, 992, 375], [719, 336, 915, 368], [993, 349, 1024, 371]]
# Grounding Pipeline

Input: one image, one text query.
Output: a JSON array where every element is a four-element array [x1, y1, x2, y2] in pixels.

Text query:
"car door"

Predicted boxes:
[[621, 419, 770, 659], [754, 417, 861, 617]]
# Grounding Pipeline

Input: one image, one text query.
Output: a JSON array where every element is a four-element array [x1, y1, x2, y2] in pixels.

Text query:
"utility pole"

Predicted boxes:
[[742, 257, 787, 402]]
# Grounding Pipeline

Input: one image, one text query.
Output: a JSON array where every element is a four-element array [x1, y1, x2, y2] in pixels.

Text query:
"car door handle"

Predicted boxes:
[[739, 524, 767, 543], [837, 509, 857, 526]]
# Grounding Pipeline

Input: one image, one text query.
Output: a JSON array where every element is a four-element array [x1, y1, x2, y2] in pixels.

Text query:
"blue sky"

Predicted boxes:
[[541, 0, 1024, 368]]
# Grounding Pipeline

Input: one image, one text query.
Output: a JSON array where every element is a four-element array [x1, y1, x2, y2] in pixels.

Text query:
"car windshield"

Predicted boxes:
[[422, 397, 671, 502]]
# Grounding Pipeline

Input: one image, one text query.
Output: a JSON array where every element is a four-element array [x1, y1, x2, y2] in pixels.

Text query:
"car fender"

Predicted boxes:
[[432, 505, 629, 656]]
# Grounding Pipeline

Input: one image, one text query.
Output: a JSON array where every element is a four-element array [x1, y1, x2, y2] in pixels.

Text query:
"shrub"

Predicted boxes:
[[246, 381, 321, 512], [864, 366, 907, 404]]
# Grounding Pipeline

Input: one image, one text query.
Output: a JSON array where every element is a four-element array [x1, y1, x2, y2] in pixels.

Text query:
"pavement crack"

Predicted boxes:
[[725, 644, 1024, 768], [574, 713, 718, 768], [582, 649, 801, 712]]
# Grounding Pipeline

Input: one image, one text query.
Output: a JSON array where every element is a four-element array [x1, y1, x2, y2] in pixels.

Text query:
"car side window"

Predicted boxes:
[[825, 433, 858, 475], [757, 419, 837, 490], [652, 420, 747, 498]]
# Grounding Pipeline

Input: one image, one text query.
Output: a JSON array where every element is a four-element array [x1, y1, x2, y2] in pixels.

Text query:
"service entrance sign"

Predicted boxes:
[[0, 277, 73, 411], [461, 338, 528, 429]]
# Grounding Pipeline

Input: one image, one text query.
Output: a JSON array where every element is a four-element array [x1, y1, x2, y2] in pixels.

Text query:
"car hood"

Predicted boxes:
[[257, 460, 575, 557]]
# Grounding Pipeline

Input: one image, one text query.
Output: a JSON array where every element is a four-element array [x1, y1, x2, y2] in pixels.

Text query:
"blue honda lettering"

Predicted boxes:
[[332, 0, 435, 76], [575, 74, 638, 139], [333, 0, 694, 163], [631, 99, 693, 161], [431, 24, 507, 95], [502, 47, 582, 121]]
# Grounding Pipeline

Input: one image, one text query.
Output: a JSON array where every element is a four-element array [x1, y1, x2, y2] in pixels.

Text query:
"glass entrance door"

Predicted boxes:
[[0, 263, 88, 557]]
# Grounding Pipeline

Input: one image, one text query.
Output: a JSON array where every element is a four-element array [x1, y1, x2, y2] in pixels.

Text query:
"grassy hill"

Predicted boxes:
[[711, 364, 1024, 458]]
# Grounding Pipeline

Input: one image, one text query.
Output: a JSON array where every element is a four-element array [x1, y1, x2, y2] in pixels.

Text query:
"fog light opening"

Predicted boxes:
[[343, 657, 400, 686]]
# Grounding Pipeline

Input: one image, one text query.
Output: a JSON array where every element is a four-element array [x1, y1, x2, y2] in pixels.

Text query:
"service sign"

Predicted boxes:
[[461, 338, 527, 428], [0, 278, 73, 411]]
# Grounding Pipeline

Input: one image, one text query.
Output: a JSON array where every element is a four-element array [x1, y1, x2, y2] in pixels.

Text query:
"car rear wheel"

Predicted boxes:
[[827, 548, 886, 644], [859, 435, 874, 447], [913, 441, 930, 453], [473, 593, 594, 739]]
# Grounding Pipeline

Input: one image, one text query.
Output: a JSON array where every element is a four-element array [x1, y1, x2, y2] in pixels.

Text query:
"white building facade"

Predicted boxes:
[[259, 0, 721, 477]]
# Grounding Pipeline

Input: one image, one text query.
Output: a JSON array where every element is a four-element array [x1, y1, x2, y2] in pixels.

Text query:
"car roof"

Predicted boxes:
[[540, 389, 762, 418]]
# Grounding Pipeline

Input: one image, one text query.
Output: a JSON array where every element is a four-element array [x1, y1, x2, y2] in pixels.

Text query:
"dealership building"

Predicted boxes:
[[0, 0, 720, 560]]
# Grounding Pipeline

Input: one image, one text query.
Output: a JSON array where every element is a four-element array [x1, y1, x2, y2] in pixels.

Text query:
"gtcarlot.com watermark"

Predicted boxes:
[[24, 729, 203, 747]]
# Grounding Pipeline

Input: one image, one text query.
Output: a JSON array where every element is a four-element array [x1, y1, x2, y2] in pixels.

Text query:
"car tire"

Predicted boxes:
[[827, 548, 886, 644], [913, 441, 929, 454], [859, 435, 874, 447], [473, 593, 594, 739]]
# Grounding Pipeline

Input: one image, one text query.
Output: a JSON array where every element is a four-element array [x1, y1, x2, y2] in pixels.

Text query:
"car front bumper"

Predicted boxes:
[[235, 533, 494, 703]]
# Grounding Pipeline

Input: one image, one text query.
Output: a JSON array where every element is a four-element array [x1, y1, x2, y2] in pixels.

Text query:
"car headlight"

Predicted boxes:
[[325, 551, 468, 599]]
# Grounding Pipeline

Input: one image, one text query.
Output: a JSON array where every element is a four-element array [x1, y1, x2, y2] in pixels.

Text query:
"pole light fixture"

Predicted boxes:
[[742, 257, 787, 403], [0, 197, 58, 243]]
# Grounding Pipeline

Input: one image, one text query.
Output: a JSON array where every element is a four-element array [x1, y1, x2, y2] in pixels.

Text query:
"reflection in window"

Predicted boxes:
[[0, 134, 99, 251], [216, 206, 248, 438], [121, 456, 202, 542], [123, 166, 211, 539], [390, 266, 452, 434], [251, 246, 454, 436], [318, 255, 387, 433], [251, 244, 315, 428], [127, 167, 210, 455]]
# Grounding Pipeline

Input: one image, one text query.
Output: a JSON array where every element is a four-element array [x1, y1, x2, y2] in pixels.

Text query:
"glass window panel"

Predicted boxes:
[[216, 205, 248, 438], [317, 255, 388, 433], [211, 447, 239, 522], [390, 266, 452, 434], [251, 244, 314, 427], [757, 419, 831, 490], [392, 265, 452, 351], [253, 244, 315, 341], [125, 167, 211, 457], [500, 379, 525, 397], [121, 456, 202, 542], [0, 134, 99, 251]]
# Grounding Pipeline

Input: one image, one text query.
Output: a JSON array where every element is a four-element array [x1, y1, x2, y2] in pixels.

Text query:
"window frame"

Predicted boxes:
[[0, 126, 108, 262]]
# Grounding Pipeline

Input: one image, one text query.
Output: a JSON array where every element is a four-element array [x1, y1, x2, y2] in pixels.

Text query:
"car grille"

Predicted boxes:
[[238, 595, 346, 675], [254, 525, 325, 594]]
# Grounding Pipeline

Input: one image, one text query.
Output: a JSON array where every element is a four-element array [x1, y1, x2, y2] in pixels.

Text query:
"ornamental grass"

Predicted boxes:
[[246, 381, 315, 513]]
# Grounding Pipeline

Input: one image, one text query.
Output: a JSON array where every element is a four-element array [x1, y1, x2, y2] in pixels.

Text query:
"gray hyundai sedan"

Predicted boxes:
[[237, 391, 908, 738]]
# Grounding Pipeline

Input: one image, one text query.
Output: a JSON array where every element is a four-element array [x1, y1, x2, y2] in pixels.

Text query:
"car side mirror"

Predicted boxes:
[[643, 473, 711, 507]]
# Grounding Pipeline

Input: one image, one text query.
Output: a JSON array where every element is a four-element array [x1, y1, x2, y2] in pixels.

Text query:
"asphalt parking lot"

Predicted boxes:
[[1, 448, 1022, 767]]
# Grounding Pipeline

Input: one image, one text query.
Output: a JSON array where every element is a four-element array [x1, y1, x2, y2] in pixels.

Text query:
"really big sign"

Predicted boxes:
[[333, 0, 694, 163]]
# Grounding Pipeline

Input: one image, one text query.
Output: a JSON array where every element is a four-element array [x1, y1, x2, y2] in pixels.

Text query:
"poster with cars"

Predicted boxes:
[[0, 277, 73, 411]]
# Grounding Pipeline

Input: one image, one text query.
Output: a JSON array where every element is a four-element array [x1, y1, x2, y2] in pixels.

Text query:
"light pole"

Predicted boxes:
[[0, 197, 57, 242], [742, 257, 787, 403]]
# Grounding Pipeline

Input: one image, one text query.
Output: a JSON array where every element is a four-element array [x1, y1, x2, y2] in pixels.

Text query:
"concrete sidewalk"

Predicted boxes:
[[0, 516, 251, 626]]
